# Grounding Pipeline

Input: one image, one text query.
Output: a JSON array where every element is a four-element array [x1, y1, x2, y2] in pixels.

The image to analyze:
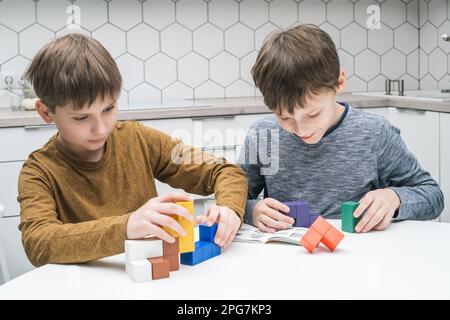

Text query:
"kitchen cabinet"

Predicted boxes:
[[0, 216, 35, 283], [388, 108, 440, 184], [0, 161, 23, 218], [361, 107, 389, 119], [440, 113, 450, 223]]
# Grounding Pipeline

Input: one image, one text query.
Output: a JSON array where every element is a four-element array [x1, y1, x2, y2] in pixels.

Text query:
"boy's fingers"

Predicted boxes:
[[145, 223, 176, 243], [265, 198, 290, 213], [264, 206, 294, 226], [152, 213, 186, 237], [354, 192, 375, 218], [206, 205, 221, 226], [260, 214, 286, 230], [355, 201, 381, 232], [153, 202, 193, 221], [215, 212, 229, 246], [222, 217, 240, 246], [257, 221, 276, 233], [361, 207, 386, 233], [156, 192, 193, 204], [374, 214, 392, 231]]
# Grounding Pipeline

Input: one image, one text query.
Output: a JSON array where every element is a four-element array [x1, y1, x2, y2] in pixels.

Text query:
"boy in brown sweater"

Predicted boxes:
[[18, 33, 247, 267]]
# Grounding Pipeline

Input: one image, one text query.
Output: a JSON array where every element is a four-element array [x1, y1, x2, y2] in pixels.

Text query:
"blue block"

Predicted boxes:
[[309, 213, 320, 225], [199, 223, 218, 242], [180, 242, 203, 266], [295, 201, 311, 218], [198, 241, 213, 260], [211, 243, 221, 257]]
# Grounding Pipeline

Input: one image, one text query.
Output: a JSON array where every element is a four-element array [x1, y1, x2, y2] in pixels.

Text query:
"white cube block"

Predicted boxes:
[[126, 259, 152, 283], [125, 239, 163, 262]]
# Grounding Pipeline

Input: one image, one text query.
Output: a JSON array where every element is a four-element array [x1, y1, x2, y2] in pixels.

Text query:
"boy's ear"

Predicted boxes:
[[336, 68, 346, 95], [35, 100, 54, 124]]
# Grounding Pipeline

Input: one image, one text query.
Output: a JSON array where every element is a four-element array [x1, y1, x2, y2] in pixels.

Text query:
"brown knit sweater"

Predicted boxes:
[[17, 120, 247, 267]]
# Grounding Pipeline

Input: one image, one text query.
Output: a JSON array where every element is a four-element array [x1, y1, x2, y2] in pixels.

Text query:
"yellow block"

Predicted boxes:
[[176, 201, 195, 253], [163, 214, 180, 238]]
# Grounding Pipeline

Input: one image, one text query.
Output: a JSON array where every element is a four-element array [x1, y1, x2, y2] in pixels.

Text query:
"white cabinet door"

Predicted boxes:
[[440, 113, 450, 223], [0, 216, 34, 282], [0, 161, 23, 218], [0, 124, 57, 162], [139, 118, 194, 143], [388, 108, 440, 184], [360, 107, 389, 119]]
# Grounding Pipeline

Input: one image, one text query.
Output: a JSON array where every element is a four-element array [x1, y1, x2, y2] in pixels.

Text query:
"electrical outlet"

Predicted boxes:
[[0, 72, 23, 90]]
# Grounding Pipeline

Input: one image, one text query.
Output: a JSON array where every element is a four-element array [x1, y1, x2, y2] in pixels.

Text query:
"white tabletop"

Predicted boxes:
[[1, 220, 450, 300]]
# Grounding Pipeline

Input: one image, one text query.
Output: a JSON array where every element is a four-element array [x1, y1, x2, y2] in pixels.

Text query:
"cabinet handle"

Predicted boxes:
[[395, 107, 426, 114], [192, 115, 236, 121], [24, 124, 56, 130]]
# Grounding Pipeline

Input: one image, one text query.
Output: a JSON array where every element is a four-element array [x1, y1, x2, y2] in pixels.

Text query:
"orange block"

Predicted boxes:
[[148, 257, 170, 280], [321, 227, 344, 251], [300, 227, 322, 253], [310, 216, 331, 236]]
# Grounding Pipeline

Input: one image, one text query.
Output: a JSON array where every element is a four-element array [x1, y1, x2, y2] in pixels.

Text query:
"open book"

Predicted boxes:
[[233, 223, 307, 245]]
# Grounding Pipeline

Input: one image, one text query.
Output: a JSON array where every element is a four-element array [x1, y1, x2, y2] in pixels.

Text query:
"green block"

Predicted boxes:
[[341, 201, 360, 233]]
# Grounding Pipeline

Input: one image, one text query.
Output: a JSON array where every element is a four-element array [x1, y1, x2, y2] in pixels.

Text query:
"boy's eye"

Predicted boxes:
[[306, 112, 320, 118], [104, 105, 115, 112], [74, 116, 87, 121]]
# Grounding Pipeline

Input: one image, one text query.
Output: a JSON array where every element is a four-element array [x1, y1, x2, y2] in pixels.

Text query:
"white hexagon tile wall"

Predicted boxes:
[[0, 0, 448, 109]]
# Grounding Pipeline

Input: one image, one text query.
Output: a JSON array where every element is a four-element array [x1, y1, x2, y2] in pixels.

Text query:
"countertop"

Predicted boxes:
[[0, 93, 449, 128]]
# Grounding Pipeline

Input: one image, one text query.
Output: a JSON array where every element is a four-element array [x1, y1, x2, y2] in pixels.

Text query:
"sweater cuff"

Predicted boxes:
[[388, 187, 409, 221], [244, 199, 259, 225]]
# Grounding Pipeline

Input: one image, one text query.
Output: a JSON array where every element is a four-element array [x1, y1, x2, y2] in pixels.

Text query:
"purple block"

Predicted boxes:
[[296, 216, 310, 228], [309, 213, 320, 226], [282, 202, 298, 220], [295, 201, 311, 218]]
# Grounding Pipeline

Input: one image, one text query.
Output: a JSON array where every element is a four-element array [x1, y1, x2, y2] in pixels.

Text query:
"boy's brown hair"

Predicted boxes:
[[23, 33, 122, 113], [252, 24, 340, 114]]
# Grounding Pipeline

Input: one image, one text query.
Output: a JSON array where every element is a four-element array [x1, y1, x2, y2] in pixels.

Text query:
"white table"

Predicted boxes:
[[0, 220, 449, 299]]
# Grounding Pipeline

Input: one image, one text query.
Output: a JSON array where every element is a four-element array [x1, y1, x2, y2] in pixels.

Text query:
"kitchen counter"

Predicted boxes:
[[0, 93, 449, 128]]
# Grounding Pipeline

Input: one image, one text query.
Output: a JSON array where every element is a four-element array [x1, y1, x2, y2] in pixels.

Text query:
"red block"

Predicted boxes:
[[321, 227, 344, 251], [310, 216, 331, 235], [300, 227, 322, 253]]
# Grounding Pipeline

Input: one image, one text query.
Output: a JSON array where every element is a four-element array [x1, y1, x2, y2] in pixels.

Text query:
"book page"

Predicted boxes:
[[234, 224, 307, 245]]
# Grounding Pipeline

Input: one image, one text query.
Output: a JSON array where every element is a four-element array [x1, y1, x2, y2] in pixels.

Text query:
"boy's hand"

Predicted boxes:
[[252, 198, 295, 233], [195, 205, 241, 248], [354, 189, 401, 233], [126, 193, 194, 242]]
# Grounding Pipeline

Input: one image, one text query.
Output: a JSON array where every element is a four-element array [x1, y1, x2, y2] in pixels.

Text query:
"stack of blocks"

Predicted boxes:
[[125, 201, 195, 282], [341, 201, 360, 233], [283, 200, 320, 228], [180, 223, 221, 266], [300, 216, 345, 253]]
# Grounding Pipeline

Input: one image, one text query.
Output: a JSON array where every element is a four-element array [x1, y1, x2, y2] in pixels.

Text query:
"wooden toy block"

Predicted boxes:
[[321, 227, 345, 251], [309, 213, 320, 225], [125, 239, 163, 262], [163, 238, 179, 256], [148, 257, 170, 280], [199, 223, 218, 242], [299, 228, 322, 253], [341, 201, 360, 233], [199, 241, 213, 260], [211, 243, 221, 257], [163, 214, 180, 238], [177, 201, 195, 253], [164, 253, 180, 272], [310, 216, 331, 236], [283, 202, 297, 221], [125, 259, 152, 283], [180, 242, 203, 266], [297, 216, 310, 228]]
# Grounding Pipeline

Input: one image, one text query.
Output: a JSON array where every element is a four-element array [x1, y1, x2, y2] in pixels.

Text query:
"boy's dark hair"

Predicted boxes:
[[23, 33, 122, 112], [252, 24, 340, 114]]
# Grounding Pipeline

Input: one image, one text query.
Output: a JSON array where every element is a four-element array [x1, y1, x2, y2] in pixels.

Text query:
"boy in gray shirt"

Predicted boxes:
[[239, 24, 444, 234]]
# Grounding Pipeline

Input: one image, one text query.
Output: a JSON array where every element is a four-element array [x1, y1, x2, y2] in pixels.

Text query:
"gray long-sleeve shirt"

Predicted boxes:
[[238, 102, 444, 225]]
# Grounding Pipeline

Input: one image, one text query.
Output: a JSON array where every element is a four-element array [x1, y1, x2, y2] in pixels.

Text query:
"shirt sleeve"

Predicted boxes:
[[143, 125, 248, 221], [18, 162, 131, 267], [376, 119, 444, 221]]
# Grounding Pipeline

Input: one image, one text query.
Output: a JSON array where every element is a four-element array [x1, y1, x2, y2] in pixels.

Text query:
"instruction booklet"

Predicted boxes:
[[233, 223, 307, 245]]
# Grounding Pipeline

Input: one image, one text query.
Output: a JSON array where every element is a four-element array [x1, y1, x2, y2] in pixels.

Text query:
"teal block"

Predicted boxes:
[[341, 201, 360, 233]]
